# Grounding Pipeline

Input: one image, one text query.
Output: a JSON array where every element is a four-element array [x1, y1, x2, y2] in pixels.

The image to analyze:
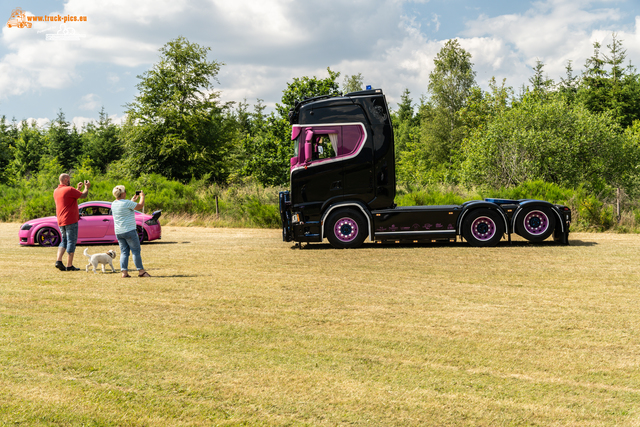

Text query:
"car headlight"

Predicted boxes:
[[20, 223, 32, 231]]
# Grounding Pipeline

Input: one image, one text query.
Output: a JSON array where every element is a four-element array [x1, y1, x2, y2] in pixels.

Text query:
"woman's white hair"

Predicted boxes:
[[112, 185, 126, 199]]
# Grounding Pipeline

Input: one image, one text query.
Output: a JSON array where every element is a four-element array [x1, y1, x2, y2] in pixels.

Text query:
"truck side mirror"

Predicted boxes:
[[304, 130, 314, 164]]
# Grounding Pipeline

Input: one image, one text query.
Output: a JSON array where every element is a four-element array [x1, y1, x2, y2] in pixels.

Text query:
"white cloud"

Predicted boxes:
[[108, 113, 127, 125], [107, 73, 119, 84], [24, 117, 51, 128], [68, 113, 126, 129], [0, 16, 85, 97], [70, 116, 94, 129], [1, 0, 639, 119], [79, 93, 101, 111], [0, 2, 163, 99], [431, 13, 440, 32], [459, 0, 638, 88]]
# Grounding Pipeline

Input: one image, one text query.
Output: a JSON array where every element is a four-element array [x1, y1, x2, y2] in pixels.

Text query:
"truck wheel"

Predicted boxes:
[[326, 209, 367, 249], [516, 207, 555, 242], [462, 209, 504, 247]]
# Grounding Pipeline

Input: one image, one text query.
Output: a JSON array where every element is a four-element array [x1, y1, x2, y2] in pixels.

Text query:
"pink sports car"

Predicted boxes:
[[19, 201, 162, 246]]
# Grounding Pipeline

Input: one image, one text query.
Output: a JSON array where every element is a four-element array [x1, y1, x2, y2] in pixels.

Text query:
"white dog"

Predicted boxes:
[[84, 248, 117, 273]]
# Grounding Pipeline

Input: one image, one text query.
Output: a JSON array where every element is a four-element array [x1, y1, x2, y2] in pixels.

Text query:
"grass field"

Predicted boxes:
[[2, 223, 640, 426]]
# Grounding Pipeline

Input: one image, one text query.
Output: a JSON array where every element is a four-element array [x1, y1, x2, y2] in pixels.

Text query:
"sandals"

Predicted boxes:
[[121, 271, 150, 278]]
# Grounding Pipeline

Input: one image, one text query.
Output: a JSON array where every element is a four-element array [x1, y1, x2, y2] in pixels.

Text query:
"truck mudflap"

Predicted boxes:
[[552, 204, 571, 245], [279, 191, 292, 242]]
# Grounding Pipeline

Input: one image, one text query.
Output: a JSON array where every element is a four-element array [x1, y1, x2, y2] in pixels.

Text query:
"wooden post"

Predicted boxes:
[[215, 195, 219, 219], [616, 187, 621, 223]]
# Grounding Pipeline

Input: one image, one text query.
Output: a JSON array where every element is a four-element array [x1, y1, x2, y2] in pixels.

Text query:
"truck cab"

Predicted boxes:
[[279, 89, 571, 248]]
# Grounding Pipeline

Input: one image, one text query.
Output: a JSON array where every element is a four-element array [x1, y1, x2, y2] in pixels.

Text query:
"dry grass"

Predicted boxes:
[[160, 212, 259, 228], [2, 223, 640, 426]]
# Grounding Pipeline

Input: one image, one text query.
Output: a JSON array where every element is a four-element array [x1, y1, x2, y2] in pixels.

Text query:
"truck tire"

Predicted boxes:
[[462, 209, 504, 247], [325, 209, 367, 249], [516, 207, 555, 242]]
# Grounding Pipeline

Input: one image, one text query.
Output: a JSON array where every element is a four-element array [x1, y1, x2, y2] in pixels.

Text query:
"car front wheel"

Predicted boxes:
[[36, 227, 61, 247]]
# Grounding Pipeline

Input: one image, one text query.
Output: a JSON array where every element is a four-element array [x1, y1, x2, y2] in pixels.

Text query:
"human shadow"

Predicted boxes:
[[146, 274, 200, 278]]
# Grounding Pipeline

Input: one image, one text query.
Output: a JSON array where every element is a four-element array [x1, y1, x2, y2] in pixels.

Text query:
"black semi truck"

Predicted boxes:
[[279, 89, 571, 248]]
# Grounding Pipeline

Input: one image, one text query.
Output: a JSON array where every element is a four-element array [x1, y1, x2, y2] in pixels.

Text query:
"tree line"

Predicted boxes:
[[1, 35, 639, 209]]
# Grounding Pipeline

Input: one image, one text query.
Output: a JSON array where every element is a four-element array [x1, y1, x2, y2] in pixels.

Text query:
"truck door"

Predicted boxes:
[[341, 124, 373, 202], [289, 124, 369, 218], [290, 128, 344, 219]]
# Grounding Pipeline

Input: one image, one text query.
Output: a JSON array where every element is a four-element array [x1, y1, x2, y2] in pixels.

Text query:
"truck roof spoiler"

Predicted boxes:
[[344, 88, 384, 97], [288, 88, 385, 124]]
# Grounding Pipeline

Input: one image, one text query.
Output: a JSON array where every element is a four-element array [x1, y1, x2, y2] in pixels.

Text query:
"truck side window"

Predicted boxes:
[[302, 124, 364, 164], [314, 135, 336, 160], [340, 125, 364, 156]]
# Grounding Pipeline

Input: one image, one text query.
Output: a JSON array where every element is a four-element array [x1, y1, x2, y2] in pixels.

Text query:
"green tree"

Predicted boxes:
[[241, 110, 292, 186], [421, 39, 477, 169], [242, 68, 341, 186], [461, 92, 634, 193], [121, 36, 234, 182], [342, 73, 364, 94], [559, 60, 580, 103], [12, 120, 46, 178], [578, 34, 640, 128], [276, 67, 341, 118], [47, 110, 82, 171], [428, 39, 477, 124], [396, 89, 415, 124], [392, 89, 418, 153], [392, 89, 424, 184], [80, 107, 123, 173], [0, 116, 14, 184], [397, 40, 478, 184], [528, 59, 554, 96], [459, 77, 512, 133]]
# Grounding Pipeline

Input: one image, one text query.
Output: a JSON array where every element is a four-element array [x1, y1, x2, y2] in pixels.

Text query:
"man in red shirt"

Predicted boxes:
[[53, 173, 90, 271]]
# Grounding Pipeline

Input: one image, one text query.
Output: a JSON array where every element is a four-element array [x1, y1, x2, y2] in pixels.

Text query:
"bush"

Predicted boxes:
[[0, 170, 284, 229], [1, 169, 637, 232], [393, 180, 636, 232]]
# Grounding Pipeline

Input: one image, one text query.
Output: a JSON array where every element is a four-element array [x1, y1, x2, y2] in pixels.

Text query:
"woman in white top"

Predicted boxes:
[[111, 185, 150, 278]]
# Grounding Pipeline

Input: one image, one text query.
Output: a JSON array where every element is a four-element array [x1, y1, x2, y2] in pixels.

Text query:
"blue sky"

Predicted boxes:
[[1, 0, 638, 128]]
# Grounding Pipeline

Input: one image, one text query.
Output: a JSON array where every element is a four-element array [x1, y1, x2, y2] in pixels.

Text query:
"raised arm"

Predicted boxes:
[[132, 192, 145, 211], [76, 180, 90, 199]]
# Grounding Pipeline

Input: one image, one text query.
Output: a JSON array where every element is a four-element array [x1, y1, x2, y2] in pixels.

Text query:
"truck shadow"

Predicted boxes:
[[290, 239, 597, 250], [506, 239, 597, 247]]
